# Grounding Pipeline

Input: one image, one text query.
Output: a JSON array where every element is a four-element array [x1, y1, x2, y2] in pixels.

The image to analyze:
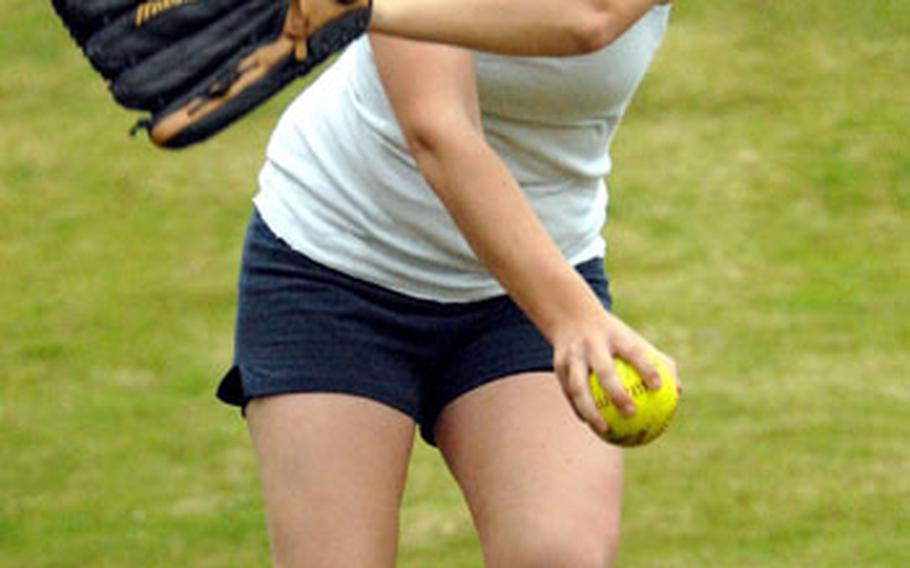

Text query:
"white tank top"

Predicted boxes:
[[254, 7, 670, 302]]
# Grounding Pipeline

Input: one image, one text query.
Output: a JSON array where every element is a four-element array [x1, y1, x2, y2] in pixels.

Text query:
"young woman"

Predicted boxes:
[[217, 2, 679, 566]]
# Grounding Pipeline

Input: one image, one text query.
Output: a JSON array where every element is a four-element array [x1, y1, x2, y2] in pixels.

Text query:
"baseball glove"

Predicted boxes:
[[52, 0, 372, 148]]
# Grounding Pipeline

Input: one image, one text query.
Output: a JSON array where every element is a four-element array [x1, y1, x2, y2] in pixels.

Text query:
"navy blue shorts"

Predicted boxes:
[[217, 209, 613, 445]]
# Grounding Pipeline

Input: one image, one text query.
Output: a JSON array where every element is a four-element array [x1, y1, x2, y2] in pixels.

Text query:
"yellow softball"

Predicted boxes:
[[589, 353, 679, 447]]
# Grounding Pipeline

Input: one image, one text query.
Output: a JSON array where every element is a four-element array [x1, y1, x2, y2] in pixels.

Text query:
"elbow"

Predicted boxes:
[[401, 113, 476, 168], [565, 1, 628, 54], [402, 122, 446, 167], [401, 121, 456, 198], [398, 112, 485, 193]]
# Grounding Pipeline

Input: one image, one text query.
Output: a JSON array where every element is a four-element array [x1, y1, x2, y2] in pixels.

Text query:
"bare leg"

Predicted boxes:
[[246, 393, 416, 568], [435, 373, 624, 568]]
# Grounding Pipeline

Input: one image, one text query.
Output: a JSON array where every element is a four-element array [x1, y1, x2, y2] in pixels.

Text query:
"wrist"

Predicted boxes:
[[535, 272, 608, 344]]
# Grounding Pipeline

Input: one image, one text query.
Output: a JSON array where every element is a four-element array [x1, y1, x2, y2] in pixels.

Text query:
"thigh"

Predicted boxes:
[[435, 373, 623, 568], [246, 392, 416, 568]]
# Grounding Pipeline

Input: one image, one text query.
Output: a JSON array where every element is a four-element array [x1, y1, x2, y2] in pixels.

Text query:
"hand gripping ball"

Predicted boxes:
[[589, 353, 679, 447]]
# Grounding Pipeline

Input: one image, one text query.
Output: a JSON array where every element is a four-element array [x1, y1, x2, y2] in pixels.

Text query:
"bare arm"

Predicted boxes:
[[370, 34, 676, 434], [369, 0, 670, 56]]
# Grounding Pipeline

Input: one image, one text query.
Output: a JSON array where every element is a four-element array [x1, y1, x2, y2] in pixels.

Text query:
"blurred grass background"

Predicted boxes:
[[1, 0, 908, 566]]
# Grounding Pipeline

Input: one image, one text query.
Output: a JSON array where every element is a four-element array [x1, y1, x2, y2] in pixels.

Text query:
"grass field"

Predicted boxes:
[[2, 1, 908, 566]]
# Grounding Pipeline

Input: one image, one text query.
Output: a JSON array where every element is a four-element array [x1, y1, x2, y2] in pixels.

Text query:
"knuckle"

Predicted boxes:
[[554, 361, 569, 378], [566, 343, 587, 361], [626, 341, 647, 357], [552, 349, 567, 366], [611, 388, 633, 404], [565, 382, 586, 400], [577, 401, 599, 421], [553, 357, 572, 378]]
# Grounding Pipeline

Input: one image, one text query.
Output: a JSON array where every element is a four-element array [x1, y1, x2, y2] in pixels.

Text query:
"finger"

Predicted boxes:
[[590, 354, 636, 418], [563, 353, 608, 435], [617, 343, 662, 391], [287, 0, 309, 59]]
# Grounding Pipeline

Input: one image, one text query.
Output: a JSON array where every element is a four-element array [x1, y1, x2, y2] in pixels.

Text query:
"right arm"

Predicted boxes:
[[370, 34, 677, 434], [368, 0, 672, 56]]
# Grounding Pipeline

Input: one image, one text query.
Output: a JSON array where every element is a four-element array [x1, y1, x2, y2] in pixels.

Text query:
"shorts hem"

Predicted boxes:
[[420, 362, 554, 446], [216, 365, 420, 424]]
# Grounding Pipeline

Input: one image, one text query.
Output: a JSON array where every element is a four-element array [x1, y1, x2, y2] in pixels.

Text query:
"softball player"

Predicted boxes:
[[218, 2, 679, 565]]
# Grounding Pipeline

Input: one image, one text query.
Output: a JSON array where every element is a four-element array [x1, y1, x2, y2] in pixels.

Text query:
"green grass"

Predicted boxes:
[[2, 0, 908, 566]]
